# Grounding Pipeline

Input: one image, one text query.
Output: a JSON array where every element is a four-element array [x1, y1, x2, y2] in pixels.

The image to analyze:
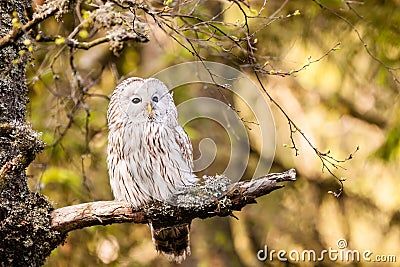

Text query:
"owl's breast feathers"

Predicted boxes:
[[108, 121, 197, 206], [142, 121, 197, 186]]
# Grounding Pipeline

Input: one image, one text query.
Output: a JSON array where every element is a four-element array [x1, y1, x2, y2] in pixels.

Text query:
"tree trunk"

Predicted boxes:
[[0, 2, 297, 266], [0, 1, 66, 266]]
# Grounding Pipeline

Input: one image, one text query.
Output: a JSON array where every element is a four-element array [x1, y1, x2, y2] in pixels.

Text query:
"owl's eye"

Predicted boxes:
[[152, 96, 159, 103], [132, 97, 141, 104]]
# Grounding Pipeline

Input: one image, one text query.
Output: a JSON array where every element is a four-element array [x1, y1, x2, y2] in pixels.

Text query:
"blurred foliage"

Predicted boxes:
[[22, 0, 400, 266]]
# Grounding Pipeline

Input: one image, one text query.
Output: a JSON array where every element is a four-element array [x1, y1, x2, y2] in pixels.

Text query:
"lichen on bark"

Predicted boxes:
[[0, 191, 66, 266], [0, 1, 30, 125], [0, 1, 66, 266]]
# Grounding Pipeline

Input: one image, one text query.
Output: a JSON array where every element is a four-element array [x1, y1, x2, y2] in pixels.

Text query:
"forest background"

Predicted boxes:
[[10, 0, 400, 266]]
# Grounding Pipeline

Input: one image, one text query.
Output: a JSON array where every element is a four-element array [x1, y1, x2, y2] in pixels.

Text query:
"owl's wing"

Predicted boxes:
[[174, 125, 194, 169]]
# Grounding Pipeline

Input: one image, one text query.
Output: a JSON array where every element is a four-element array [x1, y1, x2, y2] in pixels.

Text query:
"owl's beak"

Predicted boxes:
[[147, 103, 153, 117]]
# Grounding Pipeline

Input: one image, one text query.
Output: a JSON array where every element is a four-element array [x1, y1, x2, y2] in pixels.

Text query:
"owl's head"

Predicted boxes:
[[108, 77, 177, 125]]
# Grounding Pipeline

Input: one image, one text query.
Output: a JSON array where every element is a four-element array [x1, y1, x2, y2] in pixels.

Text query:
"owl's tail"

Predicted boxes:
[[150, 223, 191, 264]]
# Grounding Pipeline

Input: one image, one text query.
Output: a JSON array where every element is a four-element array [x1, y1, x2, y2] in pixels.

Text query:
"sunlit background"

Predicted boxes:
[[26, 0, 400, 266]]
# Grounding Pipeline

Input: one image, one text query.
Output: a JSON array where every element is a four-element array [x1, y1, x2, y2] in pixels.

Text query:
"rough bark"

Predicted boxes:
[[0, 1, 66, 266], [51, 169, 297, 234], [0, 0, 30, 188]]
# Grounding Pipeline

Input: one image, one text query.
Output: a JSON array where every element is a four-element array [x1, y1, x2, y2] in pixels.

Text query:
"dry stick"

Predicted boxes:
[[51, 169, 296, 234]]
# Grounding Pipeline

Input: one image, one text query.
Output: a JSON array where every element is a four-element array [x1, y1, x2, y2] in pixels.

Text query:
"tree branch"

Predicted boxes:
[[51, 169, 296, 234], [0, 1, 60, 49]]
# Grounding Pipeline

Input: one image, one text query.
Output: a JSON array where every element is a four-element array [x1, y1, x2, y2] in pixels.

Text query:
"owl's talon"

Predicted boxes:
[[130, 203, 137, 213]]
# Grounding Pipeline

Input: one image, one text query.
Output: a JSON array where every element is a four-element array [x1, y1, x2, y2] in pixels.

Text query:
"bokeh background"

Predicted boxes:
[[26, 0, 400, 266]]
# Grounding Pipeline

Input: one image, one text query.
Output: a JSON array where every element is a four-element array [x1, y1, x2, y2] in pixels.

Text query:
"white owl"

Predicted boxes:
[[107, 77, 198, 263]]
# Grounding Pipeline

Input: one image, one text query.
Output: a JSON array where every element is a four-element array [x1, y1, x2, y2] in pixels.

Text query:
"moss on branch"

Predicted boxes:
[[51, 169, 296, 234]]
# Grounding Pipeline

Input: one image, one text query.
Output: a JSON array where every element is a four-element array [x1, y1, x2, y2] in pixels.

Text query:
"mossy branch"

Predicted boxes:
[[0, 1, 60, 49], [51, 169, 296, 234]]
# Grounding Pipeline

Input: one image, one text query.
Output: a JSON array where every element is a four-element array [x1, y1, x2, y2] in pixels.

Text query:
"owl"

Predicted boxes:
[[107, 77, 198, 263]]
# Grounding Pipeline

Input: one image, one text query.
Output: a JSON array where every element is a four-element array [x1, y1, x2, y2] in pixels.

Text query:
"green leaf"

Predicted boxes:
[[55, 37, 65, 45], [163, 0, 173, 6]]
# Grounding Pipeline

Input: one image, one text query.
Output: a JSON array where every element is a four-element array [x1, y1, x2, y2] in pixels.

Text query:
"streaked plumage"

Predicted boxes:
[[107, 77, 197, 263]]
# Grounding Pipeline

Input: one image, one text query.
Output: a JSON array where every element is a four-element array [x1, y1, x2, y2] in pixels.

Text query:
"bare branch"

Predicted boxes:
[[51, 169, 296, 234], [257, 42, 342, 77], [252, 71, 354, 197], [312, 0, 400, 88]]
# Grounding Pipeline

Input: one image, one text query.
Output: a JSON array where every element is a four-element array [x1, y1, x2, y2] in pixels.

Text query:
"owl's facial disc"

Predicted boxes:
[[119, 77, 172, 123]]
